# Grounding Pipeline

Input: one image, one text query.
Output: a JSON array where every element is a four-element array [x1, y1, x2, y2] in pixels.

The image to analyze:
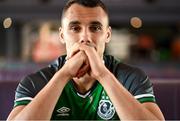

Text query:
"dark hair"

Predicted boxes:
[[61, 0, 109, 24]]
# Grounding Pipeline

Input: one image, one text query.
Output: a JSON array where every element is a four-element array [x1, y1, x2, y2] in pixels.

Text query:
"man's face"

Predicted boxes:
[[60, 3, 111, 58]]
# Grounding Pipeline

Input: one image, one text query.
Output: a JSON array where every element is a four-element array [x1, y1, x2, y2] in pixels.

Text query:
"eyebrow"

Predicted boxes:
[[68, 21, 103, 26], [90, 21, 103, 27], [69, 21, 81, 26]]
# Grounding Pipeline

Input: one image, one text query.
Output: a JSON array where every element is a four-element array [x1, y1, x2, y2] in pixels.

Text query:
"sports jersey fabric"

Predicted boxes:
[[14, 55, 155, 120]]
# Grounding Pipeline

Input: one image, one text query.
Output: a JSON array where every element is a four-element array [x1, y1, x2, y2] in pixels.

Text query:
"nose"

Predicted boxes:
[[80, 39, 90, 44], [80, 28, 91, 44]]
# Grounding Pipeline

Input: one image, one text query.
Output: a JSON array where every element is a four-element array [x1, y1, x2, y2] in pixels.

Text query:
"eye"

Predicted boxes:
[[70, 26, 81, 33], [89, 25, 102, 32]]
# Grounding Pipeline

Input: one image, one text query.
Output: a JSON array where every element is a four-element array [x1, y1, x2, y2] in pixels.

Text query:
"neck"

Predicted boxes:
[[73, 74, 96, 94]]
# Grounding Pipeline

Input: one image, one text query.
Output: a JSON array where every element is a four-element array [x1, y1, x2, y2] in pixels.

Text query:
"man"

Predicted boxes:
[[7, 0, 164, 120]]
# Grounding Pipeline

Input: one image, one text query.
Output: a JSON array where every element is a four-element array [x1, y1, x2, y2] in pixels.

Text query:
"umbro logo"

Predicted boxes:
[[56, 107, 70, 116]]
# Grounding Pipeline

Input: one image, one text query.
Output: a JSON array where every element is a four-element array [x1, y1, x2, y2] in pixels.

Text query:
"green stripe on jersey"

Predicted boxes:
[[137, 97, 156, 103], [14, 100, 31, 107]]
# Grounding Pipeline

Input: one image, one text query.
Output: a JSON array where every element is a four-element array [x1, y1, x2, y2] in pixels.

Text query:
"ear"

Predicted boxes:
[[105, 26, 112, 43], [59, 27, 65, 44]]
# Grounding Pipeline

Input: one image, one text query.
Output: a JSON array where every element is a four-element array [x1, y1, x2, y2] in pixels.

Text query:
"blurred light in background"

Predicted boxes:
[[130, 17, 142, 29], [3, 17, 12, 29]]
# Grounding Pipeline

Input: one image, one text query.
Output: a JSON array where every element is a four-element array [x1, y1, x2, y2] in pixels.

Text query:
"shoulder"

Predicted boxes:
[[18, 55, 67, 93], [48, 55, 66, 71], [104, 55, 155, 102], [24, 55, 66, 80], [104, 55, 146, 79], [104, 55, 150, 89]]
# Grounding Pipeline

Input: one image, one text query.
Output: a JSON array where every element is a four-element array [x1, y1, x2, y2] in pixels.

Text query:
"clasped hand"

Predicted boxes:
[[63, 43, 107, 79]]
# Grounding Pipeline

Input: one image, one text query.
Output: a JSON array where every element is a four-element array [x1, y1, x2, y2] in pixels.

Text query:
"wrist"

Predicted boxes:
[[96, 69, 115, 87], [55, 67, 71, 83], [96, 68, 111, 81]]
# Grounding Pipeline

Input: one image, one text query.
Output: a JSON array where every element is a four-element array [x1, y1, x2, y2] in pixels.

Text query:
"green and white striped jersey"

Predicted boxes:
[[14, 55, 155, 120]]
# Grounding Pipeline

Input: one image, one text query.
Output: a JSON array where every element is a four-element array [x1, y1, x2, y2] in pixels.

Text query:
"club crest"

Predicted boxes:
[[97, 99, 115, 120]]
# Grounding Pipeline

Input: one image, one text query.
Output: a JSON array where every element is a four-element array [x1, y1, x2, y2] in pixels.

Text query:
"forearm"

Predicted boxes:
[[98, 69, 163, 120], [13, 69, 70, 120]]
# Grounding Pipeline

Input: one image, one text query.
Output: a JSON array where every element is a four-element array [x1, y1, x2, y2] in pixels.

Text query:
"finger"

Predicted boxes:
[[76, 53, 90, 78], [76, 63, 90, 78], [79, 44, 98, 60], [86, 43, 96, 49], [64, 51, 87, 77], [79, 44, 103, 69], [66, 43, 80, 60]]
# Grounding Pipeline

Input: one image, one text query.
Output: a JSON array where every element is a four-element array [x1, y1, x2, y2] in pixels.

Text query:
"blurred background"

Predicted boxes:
[[0, 0, 180, 120]]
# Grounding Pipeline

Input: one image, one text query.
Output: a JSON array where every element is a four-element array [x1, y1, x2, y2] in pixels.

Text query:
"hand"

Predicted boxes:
[[79, 44, 108, 79], [63, 43, 90, 78], [75, 51, 90, 78]]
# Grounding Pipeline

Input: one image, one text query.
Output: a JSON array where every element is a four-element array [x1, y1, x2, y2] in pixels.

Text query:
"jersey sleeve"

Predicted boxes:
[[128, 68, 156, 103], [14, 67, 56, 107], [13, 56, 66, 108], [127, 68, 155, 103], [104, 55, 156, 104], [114, 62, 156, 104], [14, 76, 36, 107]]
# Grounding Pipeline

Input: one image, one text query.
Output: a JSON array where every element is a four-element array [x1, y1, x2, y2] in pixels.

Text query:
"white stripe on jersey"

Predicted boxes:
[[77, 91, 91, 98], [15, 97, 33, 102], [134, 94, 155, 99]]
